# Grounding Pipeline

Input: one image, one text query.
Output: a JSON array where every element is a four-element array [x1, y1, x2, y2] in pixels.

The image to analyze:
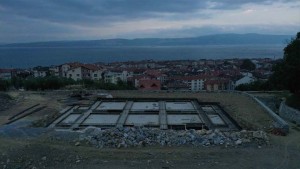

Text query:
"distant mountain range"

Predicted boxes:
[[1, 33, 292, 47]]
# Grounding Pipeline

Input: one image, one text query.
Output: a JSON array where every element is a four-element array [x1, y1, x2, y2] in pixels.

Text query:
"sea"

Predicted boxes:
[[0, 44, 285, 68]]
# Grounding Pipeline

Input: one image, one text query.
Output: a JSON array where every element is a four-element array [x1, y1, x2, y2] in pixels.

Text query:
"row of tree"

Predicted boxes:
[[0, 76, 136, 91], [268, 32, 300, 95], [236, 32, 300, 95]]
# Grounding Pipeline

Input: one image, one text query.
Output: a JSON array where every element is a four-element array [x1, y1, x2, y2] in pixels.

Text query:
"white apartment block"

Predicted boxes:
[[188, 79, 204, 91], [104, 70, 129, 84]]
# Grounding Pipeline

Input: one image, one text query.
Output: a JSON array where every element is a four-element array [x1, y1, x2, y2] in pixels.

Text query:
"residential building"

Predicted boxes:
[[138, 79, 161, 90], [235, 72, 255, 87], [49, 66, 60, 76], [104, 70, 129, 84], [171, 75, 205, 91], [65, 64, 104, 81], [32, 66, 49, 78], [205, 79, 230, 91], [67, 66, 90, 81], [0, 69, 15, 80]]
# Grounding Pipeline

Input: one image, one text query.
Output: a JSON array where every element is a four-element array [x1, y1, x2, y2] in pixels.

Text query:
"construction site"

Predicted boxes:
[[0, 90, 299, 169], [49, 98, 240, 131]]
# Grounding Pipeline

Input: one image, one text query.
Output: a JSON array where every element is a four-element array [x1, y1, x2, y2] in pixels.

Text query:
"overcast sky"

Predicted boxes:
[[0, 0, 299, 43]]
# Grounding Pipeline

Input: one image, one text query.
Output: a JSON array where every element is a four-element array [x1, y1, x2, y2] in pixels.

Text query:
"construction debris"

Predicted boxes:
[[73, 127, 269, 148]]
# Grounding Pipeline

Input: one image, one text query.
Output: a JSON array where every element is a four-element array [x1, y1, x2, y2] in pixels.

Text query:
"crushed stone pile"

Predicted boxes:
[[76, 127, 269, 148]]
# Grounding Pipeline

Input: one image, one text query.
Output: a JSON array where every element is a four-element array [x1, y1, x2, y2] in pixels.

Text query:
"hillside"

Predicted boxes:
[[1, 33, 291, 47]]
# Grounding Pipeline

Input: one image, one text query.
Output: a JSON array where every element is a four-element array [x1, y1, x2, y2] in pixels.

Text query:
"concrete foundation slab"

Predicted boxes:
[[201, 106, 215, 112], [131, 102, 159, 111], [82, 114, 119, 125], [60, 114, 81, 125], [50, 99, 241, 131], [125, 114, 159, 126], [167, 114, 202, 125], [166, 102, 195, 111], [96, 102, 126, 111], [207, 114, 225, 125]]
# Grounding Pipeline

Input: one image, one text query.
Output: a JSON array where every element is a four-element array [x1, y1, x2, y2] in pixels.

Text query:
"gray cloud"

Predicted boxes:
[[1, 0, 295, 24], [0, 0, 207, 24], [0, 0, 299, 43]]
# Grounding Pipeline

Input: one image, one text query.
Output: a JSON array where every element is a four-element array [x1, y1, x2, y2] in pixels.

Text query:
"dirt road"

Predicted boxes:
[[0, 132, 300, 169]]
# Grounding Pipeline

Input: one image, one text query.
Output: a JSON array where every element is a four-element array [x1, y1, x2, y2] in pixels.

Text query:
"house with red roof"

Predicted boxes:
[[166, 80, 189, 91], [65, 63, 104, 81], [205, 78, 231, 91], [0, 69, 15, 80], [171, 75, 207, 91], [104, 69, 130, 84], [144, 69, 168, 84], [138, 79, 161, 90]]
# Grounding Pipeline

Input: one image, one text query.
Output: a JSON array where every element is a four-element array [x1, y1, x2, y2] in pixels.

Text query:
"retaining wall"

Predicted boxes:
[[279, 101, 300, 125], [242, 92, 289, 134]]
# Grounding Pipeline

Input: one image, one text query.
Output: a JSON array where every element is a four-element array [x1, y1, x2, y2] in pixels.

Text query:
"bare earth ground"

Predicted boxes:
[[0, 90, 300, 169], [0, 91, 64, 126]]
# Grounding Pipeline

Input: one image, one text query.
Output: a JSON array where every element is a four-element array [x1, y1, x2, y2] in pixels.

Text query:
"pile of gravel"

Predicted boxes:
[[76, 127, 269, 148]]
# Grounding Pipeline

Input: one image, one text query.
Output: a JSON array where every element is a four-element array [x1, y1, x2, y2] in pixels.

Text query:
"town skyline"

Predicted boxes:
[[0, 57, 275, 91]]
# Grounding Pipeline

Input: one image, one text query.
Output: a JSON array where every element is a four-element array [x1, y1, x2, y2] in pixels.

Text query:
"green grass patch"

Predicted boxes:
[[286, 94, 300, 111]]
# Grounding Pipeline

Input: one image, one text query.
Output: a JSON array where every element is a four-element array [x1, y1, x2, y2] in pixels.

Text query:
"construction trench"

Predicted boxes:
[[48, 98, 241, 131]]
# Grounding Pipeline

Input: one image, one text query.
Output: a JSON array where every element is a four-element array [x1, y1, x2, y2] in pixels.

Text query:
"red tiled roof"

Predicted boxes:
[[167, 81, 189, 88], [170, 75, 209, 81], [64, 62, 83, 68], [144, 69, 164, 77], [130, 74, 157, 81], [205, 78, 230, 85], [82, 64, 102, 71], [138, 79, 161, 90], [68, 63, 103, 71], [0, 69, 15, 73]]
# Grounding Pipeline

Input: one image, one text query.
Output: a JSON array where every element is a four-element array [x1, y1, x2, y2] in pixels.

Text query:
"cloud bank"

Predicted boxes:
[[0, 0, 299, 43]]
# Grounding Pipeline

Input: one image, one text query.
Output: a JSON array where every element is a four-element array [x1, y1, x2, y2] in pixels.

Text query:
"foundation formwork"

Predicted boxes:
[[49, 98, 241, 131]]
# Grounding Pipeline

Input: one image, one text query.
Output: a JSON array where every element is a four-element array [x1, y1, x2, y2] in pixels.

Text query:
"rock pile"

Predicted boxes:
[[77, 127, 269, 148]]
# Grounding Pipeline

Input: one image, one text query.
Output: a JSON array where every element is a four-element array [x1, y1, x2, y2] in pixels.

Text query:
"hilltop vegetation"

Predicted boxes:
[[269, 32, 300, 95]]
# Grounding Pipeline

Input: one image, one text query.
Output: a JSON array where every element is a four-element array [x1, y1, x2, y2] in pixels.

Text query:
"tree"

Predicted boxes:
[[240, 59, 256, 71], [0, 80, 10, 91], [269, 32, 300, 95]]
